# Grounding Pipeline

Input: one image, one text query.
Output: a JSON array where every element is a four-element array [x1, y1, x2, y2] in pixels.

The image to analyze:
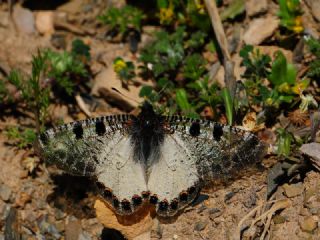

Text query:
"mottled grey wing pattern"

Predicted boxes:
[[163, 116, 266, 186], [37, 115, 132, 177]]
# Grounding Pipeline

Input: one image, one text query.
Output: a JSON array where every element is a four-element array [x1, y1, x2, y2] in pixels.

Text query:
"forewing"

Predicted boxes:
[[164, 116, 266, 186], [37, 115, 132, 176], [147, 134, 200, 216], [37, 114, 148, 215]]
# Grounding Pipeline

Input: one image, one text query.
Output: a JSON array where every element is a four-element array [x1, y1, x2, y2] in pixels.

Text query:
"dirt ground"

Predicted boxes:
[[0, 0, 319, 239]]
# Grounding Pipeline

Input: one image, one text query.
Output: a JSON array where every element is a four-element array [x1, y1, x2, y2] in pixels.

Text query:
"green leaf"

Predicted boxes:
[[176, 88, 191, 112], [220, 0, 245, 21], [221, 88, 233, 125], [268, 51, 297, 86], [276, 128, 292, 157], [139, 86, 153, 98]]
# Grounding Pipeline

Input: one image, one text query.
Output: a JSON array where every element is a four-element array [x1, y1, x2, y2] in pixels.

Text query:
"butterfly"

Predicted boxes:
[[37, 102, 265, 217]]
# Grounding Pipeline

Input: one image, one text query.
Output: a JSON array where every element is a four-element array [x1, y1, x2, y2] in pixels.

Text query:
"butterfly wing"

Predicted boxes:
[[163, 116, 266, 186], [37, 115, 147, 214], [147, 134, 200, 216]]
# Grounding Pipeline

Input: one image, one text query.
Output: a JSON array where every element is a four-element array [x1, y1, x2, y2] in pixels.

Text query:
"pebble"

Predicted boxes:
[[78, 231, 91, 240], [1, 204, 11, 221], [65, 218, 82, 240], [194, 220, 208, 231], [0, 184, 12, 202], [282, 183, 304, 198], [208, 208, 222, 220], [12, 5, 36, 34], [243, 16, 279, 45], [300, 216, 318, 233]]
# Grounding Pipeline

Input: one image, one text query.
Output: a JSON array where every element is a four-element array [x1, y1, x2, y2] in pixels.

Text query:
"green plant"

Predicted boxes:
[[278, 0, 303, 33], [240, 45, 307, 109], [276, 128, 293, 156], [98, 5, 144, 35], [157, 0, 211, 31], [44, 48, 88, 95], [113, 57, 136, 86], [305, 36, 320, 78], [8, 51, 50, 134], [71, 38, 91, 62], [6, 126, 37, 148]]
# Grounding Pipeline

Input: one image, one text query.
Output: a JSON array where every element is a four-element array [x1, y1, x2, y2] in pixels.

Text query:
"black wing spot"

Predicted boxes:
[[213, 124, 223, 141], [121, 199, 131, 211], [189, 122, 200, 137], [73, 123, 83, 139], [39, 132, 48, 145], [95, 121, 106, 136]]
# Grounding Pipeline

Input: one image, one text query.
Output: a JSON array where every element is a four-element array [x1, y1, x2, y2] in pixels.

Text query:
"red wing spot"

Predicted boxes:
[[159, 199, 169, 211], [170, 198, 179, 210], [142, 191, 150, 199], [132, 195, 142, 206], [150, 194, 158, 204], [121, 199, 131, 211], [179, 191, 189, 202]]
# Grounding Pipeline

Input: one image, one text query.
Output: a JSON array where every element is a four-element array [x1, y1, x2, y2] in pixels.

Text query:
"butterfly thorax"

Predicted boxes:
[[130, 103, 165, 168]]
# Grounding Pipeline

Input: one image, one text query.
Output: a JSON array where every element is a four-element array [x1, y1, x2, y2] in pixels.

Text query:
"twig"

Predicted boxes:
[[75, 94, 92, 117], [204, 0, 236, 96]]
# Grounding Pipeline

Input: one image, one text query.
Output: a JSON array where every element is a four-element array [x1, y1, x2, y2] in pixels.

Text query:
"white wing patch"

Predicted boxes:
[[148, 134, 199, 215], [97, 134, 147, 202]]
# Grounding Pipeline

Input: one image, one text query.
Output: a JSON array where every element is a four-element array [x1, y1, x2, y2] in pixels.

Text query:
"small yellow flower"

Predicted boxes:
[[266, 98, 273, 106], [195, 0, 206, 15], [278, 82, 291, 93], [113, 58, 127, 73], [292, 16, 303, 33], [159, 7, 174, 24], [291, 79, 309, 95]]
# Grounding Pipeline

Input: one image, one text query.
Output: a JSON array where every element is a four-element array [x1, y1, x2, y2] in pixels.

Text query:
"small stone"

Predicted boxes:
[[1, 204, 11, 221], [194, 221, 208, 231], [273, 215, 286, 224], [245, 0, 268, 17], [283, 183, 304, 198], [243, 16, 279, 45], [14, 192, 32, 207], [78, 231, 91, 240], [208, 208, 222, 220], [0, 184, 12, 202], [55, 220, 65, 233], [54, 208, 66, 221], [35, 11, 54, 36], [300, 216, 317, 233], [65, 219, 82, 240], [12, 5, 36, 34]]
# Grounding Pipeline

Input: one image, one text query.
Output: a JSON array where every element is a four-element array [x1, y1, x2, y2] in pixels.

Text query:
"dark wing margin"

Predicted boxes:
[[162, 115, 266, 186], [35, 114, 132, 177]]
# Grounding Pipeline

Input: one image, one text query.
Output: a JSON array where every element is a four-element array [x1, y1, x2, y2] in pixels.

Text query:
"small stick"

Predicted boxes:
[[204, 0, 236, 96]]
